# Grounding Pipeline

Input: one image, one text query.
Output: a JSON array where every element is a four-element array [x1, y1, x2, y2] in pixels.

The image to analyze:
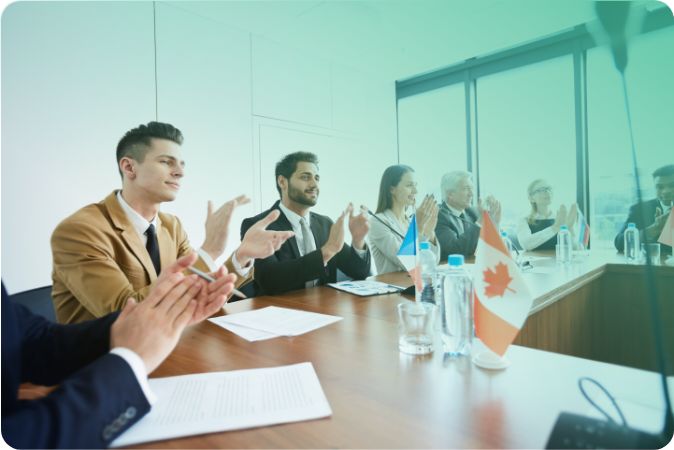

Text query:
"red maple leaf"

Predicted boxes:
[[483, 262, 516, 298]]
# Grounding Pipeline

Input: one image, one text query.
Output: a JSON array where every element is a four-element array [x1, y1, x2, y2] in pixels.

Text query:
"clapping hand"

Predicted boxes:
[[321, 208, 347, 264], [201, 195, 251, 261], [348, 203, 369, 250], [553, 205, 568, 232], [416, 195, 438, 242], [236, 210, 294, 266], [566, 203, 578, 230]]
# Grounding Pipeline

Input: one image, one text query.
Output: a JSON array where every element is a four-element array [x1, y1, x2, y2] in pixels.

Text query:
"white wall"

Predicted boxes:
[[1, 1, 397, 293]]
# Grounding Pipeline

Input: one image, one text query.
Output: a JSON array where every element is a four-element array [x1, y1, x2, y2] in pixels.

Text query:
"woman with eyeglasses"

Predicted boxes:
[[369, 165, 440, 274], [517, 179, 578, 251]]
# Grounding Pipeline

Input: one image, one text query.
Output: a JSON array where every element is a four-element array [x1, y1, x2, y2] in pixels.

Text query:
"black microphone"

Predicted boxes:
[[547, 3, 673, 448], [595, 1, 630, 73], [366, 209, 405, 240]]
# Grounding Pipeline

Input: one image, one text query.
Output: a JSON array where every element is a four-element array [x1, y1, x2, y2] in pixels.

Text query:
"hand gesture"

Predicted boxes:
[[189, 263, 238, 325], [111, 253, 204, 374], [478, 195, 502, 226], [321, 208, 347, 264], [348, 203, 369, 250], [416, 195, 439, 241], [236, 210, 295, 266], [566, 203, 578, 229], [553, 205, 568, 231], [201, 195, 251, 260], [648, 207, 669, 236]]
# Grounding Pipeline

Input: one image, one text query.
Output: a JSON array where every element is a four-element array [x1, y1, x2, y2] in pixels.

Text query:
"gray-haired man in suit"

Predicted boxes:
[[435, 171, 501, 260]]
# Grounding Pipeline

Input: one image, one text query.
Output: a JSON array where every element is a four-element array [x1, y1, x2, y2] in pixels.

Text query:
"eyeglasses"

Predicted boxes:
[[532, 186, 552, 194]]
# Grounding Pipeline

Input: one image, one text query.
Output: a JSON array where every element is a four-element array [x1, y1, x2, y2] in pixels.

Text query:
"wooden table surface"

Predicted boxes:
[[134, 250, 673, 448]]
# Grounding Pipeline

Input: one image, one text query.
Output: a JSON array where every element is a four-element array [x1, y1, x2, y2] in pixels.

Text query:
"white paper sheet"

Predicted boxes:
[[208, 317, 279, 341], [216, 306, 342, 336], [111, 362, 331, 447]]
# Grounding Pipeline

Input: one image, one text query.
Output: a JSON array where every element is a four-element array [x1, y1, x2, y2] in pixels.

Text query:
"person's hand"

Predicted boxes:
[[236, 210, 294, 266], [321, 208, 347, 264], [416, 195, 438, 242], [111, 253, 205, 374], [201, 195, 251, 261], [647, 207, 669, 238], [566, 203, 578, 229], [478, 195, 501, 226], [348, 203, 369, 250], [553, 205, 568, 232], [188, 264, 238, 325]]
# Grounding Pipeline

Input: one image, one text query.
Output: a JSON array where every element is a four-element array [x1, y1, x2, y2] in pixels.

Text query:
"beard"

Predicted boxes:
[[288, 183, 318, 207]]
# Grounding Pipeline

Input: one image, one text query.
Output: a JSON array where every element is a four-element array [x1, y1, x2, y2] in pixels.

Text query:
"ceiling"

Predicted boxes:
[[163, 1, 653, 80]]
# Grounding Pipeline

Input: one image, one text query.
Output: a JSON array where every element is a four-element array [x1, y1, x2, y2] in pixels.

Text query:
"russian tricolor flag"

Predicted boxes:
[[396, 215, 422, 290], [574, 206, 590, 249]]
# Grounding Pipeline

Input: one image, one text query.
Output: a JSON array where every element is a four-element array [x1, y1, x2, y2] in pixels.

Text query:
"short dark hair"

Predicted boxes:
[[116, 122, 183, 177], [274, 152, 319, 196], [375, 165, 414, 213], [653, 164, 674, 178]]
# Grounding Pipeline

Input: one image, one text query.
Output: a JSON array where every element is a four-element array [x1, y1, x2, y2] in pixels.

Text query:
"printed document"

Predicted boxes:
[[111, 362, 331, 447], [213, 306, 342, 337]]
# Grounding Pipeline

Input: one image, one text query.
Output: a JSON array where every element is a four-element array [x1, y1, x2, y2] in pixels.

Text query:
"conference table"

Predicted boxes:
[[134, 250, 674, 448]]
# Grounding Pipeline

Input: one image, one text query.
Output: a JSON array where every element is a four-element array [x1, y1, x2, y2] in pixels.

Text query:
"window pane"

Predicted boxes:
[[476, 55, 577, 234], [588, 26, 674, 247], [397, 84, 467, 199]]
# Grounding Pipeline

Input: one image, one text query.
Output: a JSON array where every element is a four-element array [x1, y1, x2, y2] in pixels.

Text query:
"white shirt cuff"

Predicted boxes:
[[231, 250, 253, 277], [197, 248, 217, 272], [354, 244, 368, 259], [110, 347, 157, 405]]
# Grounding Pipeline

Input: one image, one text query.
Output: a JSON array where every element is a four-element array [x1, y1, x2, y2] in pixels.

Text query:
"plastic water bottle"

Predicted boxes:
[[417, 241, 437, 305], [439, 254, 473, 356], [624, 222, 640, 264], [556, 225, 572, 264]]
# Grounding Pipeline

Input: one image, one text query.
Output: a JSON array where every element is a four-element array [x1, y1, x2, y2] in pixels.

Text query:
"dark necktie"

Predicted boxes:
[[145, 224, 161, 275], [459, 212, 466, 220]]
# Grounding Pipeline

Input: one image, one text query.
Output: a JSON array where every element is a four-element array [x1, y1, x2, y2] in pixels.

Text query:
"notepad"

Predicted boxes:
[[328, 280, 404, 296]]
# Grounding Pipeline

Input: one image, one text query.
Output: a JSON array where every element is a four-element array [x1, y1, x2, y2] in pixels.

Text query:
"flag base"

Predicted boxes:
[[472, 349, 510, 370]]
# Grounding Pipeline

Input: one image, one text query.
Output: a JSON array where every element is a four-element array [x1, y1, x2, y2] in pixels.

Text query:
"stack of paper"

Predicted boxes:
[[111, 363, 331, 447], [209, 306, 342, 341]]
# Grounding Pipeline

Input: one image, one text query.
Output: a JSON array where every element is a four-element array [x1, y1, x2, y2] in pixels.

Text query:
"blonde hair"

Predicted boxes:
[[526, 179, 548, 225]]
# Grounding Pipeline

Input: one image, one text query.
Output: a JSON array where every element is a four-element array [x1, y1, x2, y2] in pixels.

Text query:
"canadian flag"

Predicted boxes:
[[473, 212, 533, 356]]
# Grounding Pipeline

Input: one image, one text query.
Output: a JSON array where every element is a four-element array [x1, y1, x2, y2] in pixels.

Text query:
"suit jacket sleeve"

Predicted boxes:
[[2, 353, 150, 449], [331, 243, 371, 281], [435, 210, 480, 260], [2, 289, 150, 448]]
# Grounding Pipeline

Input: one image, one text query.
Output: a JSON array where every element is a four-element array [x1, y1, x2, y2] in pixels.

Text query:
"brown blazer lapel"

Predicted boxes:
[[104, 192, 158, 282]]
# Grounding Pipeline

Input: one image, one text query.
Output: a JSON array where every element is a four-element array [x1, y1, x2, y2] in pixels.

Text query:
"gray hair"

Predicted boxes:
[[441, 171, 473, 198]]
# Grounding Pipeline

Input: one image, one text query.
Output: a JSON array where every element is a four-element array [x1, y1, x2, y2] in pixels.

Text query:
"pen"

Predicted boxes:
[[187, 266, 247, 299]]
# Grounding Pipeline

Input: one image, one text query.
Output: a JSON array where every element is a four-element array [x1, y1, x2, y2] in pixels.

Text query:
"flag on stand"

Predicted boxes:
[[473, 211, 533, 357], [574, 206, 590, 249], [397, 215, 422, 291], [658, 208, 674, 247]]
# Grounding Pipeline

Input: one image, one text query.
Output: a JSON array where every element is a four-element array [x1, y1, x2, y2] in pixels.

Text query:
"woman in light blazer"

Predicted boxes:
[[369, 165, 440, 274]]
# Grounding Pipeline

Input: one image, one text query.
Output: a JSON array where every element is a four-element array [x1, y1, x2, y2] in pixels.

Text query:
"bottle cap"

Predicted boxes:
[[627, 222, 636, 228], [448, 254, 464, 266], [560, 225, 568, 231], [500, 231, 507, 237], [419, 241, 430, 250]]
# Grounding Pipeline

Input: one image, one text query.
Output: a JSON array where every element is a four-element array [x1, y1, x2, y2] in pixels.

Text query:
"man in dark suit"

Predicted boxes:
[[240, 152, 371, 295], [614, 164, 674, 254], [2, 252, 235, 449], [435, 171, 502, 260]]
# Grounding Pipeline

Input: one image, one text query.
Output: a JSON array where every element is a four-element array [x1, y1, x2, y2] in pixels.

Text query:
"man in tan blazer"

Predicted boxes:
[[51, 122, 292, 324]]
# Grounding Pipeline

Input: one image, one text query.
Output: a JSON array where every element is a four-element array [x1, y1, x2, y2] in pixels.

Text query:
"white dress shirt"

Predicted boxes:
[[116, 191, 251, 275]]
